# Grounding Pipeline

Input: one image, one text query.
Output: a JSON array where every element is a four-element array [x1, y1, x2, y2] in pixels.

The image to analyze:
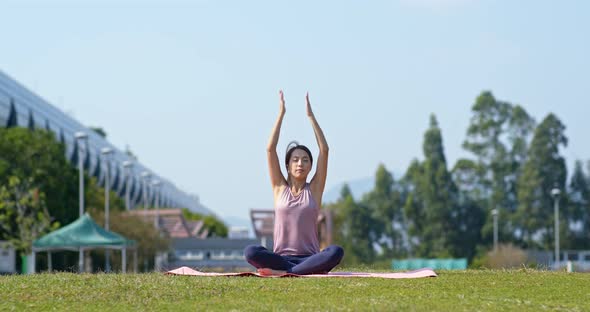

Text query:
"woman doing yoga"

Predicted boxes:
[[244, 91, 344, 275]]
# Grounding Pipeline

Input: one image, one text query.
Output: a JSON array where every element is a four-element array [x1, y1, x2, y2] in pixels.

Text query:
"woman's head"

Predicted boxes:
[[285, 141, 313, 182]]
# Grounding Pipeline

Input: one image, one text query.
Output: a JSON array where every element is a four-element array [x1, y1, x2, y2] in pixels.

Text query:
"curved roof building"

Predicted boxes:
[[0, 70, 211, 215]]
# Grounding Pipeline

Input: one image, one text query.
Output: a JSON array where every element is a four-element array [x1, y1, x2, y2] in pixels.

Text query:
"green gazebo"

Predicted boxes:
[[32, 213, 137, 273]]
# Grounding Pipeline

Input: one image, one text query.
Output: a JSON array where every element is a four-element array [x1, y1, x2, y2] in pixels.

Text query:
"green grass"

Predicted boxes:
[[1, 269, 589, 311]]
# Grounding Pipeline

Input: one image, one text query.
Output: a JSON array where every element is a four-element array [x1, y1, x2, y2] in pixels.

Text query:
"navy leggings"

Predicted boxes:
[[244, 245, 344, 275]]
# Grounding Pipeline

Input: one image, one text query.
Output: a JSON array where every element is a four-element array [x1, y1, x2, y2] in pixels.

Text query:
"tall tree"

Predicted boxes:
[[0, 128, 78, 229], [568, 160, 590, 248], [404, 115, 457, 257], [450, 159, 486, 260], [461, 91, 535, 246], [361, 164, 404, 257], [403, 159, 426, 256], [331, 184, 375, 265], [516, 114, 567, 249]]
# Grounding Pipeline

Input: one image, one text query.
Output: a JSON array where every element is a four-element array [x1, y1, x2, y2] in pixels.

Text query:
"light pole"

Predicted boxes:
[[152, 180, 161, 229], [491, 208, 498, 252], [101, 147, 113, 272], [75, 132, 88, 217], [141, 171, 151, 271], [551, 187, 561, 267], [141, 171, 151, 213], [74, 131, 88, 273], [123, 161, 133, 211]]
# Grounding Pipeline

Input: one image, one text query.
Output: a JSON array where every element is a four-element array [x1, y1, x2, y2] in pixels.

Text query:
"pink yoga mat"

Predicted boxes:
[[166, 266, 437, 279]]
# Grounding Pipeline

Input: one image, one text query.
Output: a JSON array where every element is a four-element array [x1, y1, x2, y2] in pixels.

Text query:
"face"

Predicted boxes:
[[288, 148, 312, 181]]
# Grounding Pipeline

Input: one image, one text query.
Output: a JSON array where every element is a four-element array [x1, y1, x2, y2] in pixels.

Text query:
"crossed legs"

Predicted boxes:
[[244, 245, 344, 275]]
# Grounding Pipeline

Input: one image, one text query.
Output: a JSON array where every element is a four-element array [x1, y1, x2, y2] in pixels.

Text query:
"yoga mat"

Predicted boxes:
[[166, 266, 437, 279]]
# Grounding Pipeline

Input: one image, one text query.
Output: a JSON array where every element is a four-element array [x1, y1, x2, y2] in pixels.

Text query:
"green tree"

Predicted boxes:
[[461, 91, 535, 247], [0, 127, 78, 228], [181, 208, 228, 238], [402, 160, 423, 256], [331, 184, 375, 265], [89, 127, 107, 138], [361, 164, 404, 258], [0, 176, 59, 256], [568, 160, 590, 248], [404, 115, 458, 258], [516, 114, 568, 249]]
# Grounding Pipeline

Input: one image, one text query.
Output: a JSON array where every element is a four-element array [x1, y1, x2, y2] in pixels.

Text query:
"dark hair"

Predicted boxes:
[[285, 141, 313, 169]]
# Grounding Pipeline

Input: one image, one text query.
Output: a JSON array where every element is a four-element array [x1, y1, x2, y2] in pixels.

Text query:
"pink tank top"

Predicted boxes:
[[273, 183, 320, 256]]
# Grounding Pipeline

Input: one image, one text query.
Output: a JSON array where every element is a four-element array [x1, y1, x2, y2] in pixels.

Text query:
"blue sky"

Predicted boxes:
[[1, 0, 589, 226]]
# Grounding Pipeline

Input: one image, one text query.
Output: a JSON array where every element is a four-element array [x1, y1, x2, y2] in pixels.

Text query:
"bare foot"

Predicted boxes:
[[257, 268, 288, 276]]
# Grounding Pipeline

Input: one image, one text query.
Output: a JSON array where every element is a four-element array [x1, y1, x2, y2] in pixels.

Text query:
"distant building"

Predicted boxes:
[[228, 226, 251, 239], [168, 238, 258, 271], [527, 249, 590, 271], [125, 209, 209, 239], [0, 70, 211, 214], [0, 242, 16, 274]]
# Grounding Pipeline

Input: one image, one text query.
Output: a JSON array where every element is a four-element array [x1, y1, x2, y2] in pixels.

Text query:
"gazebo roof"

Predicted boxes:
[[33, 213, 135, 251]]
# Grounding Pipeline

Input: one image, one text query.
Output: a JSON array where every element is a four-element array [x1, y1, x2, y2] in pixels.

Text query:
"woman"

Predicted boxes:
[[244, 90, 344, 275]]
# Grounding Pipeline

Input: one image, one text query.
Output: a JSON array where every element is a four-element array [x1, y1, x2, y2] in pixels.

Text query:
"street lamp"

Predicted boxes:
[[74, 131, 88, 273], [152, 180, 161, 229], [141, 171, 151, 271], [101, 147, 113, 272], [491, 208, 498, 252], [551, 187, 561, 266], [141, 171, 151, 213], [74, 132, 88, 217], [122, 161, 134, 211]]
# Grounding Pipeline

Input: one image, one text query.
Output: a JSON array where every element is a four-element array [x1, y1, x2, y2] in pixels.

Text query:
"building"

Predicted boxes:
[[168, 237, 258, 271], [228, 226, 251, 239], [125, 209, 209, 239], [0, 242, 16, 274], [0, 70, 210, 214]]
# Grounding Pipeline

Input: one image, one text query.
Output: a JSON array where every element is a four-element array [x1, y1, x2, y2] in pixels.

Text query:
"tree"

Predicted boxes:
[[182, 208, 228, 238], [568, 160, 590, 248], [516, 114, 568, 249], [450, 159, 486, 260], [361, 164, 404, 257], [404, 115, 458, 258], [89, 127, 107, 138], [402, 159, 426, 256], [461, 91, 535, 247], [0, 127, 78, 228], [330, 184, 375, 265], [0, 176, 59, 256]]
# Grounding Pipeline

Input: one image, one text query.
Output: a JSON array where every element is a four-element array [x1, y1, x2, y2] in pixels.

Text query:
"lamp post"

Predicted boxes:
[[75, 132, 88, 218], [551, 187, 561, 266], [152, 179, 163, 271], [141, 171, 151, 271], [491, 208, 498, 252], [141, 171, 151, 213], [74, 131, 88, 273], [101, 147, 113, 272], [122, 161, 133, 211], [152, 180, 161, 229]]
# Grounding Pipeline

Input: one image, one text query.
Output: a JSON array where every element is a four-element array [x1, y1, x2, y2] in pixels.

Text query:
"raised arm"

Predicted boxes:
[[306, 93, 329, 201], [267, 90, 288, 195]]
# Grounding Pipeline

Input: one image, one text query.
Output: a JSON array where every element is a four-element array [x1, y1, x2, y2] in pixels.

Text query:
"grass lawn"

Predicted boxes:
[[1, 268, 589, 311]]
